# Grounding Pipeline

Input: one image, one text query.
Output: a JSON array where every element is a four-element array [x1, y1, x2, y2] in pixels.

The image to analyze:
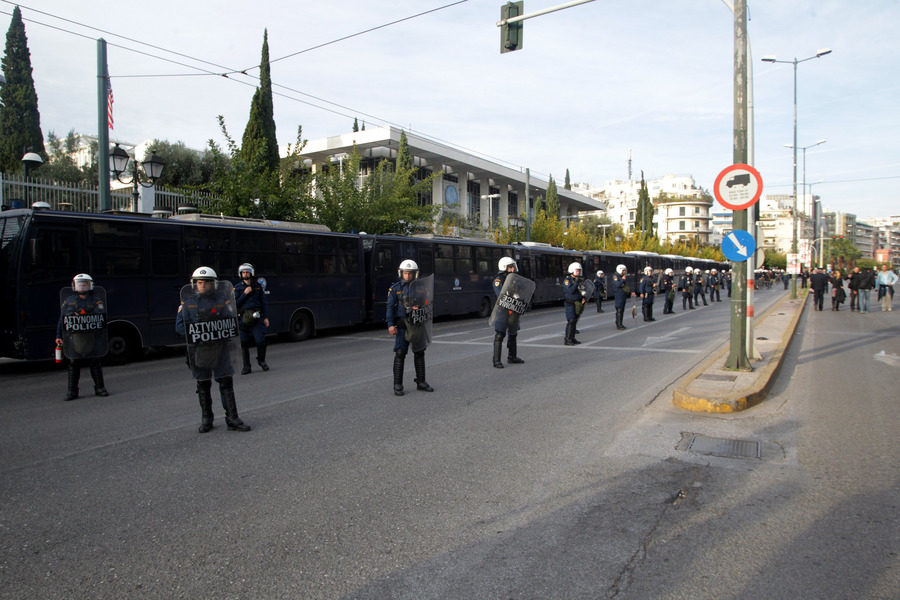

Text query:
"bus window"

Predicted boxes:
[[338, 237, 360, 274], [236, 230, 276, 275], [88, 220, 144, 276], [455, 245, 473, 275], [280, 233, 315, 274], [475, 246, 492, 275], [184, 227, 233, 274], [435, 244, 453, 275], [150, 239, 180, 276], [29, 228, 79, 281]]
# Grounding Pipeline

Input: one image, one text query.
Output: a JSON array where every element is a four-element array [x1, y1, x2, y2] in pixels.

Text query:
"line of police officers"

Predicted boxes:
[[57, 259, 731, 430]]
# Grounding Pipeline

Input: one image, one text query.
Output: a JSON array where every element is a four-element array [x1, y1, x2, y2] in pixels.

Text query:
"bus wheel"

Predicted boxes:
[[478, 296, 492, 319], [106, 325, 141, 365], [288, 312, 313, 342]]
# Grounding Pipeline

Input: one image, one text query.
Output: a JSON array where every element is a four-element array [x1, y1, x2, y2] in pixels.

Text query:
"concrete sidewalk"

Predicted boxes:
[[673, 290, 807, 413]]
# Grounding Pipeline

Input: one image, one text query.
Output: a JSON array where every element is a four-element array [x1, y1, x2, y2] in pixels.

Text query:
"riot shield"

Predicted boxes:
[[180, 280, 239, 381], [489, 273, 536, 330], [404, 274, 434, 353], [59, 286, 109, 359], [578, 279, 596, 302]]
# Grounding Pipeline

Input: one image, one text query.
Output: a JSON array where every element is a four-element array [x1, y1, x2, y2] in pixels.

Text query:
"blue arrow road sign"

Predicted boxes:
[[722, 229, 756, 263]]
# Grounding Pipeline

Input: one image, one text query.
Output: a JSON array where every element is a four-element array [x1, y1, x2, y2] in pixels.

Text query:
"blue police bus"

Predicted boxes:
[[0, 208, 366, 363]]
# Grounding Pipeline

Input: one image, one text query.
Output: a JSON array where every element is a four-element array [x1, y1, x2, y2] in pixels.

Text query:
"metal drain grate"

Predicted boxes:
[[688, 434, 760, 459]]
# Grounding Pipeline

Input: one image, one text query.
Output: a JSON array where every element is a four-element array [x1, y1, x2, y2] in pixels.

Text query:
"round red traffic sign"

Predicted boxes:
[[714, 163, 763, 211]]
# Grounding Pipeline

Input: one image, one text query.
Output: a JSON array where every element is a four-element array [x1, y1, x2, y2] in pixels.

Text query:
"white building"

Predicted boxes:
[[298, 126, 605, 234]]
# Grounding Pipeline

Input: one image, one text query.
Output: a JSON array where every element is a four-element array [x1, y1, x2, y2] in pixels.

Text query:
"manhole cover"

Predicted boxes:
[[688, 434, 760, 459]]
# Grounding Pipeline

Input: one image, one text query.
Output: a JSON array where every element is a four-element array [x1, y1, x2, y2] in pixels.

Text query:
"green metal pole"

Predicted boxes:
[[524, 168, 531, 242], [97, 38, 111, 212], [725, 0, 751, 371]]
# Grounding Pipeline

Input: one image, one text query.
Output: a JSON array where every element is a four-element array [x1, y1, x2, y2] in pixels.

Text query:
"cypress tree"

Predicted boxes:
[[0, 6, 44, 172], [241, 30, 278, 173], [546, 175, 560, 219]]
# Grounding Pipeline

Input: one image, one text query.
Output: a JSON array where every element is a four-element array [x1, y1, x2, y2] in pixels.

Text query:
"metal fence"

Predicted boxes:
[[0, 172, 214, 213]]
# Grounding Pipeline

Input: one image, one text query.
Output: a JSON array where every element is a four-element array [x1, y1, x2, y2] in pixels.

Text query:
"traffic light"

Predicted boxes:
[[500, 2, 524, 54]]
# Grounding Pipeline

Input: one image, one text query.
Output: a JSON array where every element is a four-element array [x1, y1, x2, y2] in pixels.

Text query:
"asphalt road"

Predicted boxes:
[[2, 289, 897, 599]]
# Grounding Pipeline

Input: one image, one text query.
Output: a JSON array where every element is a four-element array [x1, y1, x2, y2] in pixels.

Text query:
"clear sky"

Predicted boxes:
[[4, 0, 898, 219]]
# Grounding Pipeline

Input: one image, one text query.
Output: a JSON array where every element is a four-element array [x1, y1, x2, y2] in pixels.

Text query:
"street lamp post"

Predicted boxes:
[[21, 150, 44, 206], [762, 48, 832, 299], [109, 144, 165, 212], [785, 140, 826, 266], [597, 223, 611, 249]]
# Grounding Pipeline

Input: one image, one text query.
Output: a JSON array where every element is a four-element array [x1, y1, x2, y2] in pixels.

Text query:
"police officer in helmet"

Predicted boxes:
[[491, 256, 526, 367], [386, 260, 434, 396], [234, 262, 270, 374], [176, 267, 251, 433], [56, 273, 109, 401], [563, 262, 586, 345]]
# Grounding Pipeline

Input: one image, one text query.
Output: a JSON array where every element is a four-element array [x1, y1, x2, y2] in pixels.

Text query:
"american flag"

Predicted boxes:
[[107, 79, 114, 130]]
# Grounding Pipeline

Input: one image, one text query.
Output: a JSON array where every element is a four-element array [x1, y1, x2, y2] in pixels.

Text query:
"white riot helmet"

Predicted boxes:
[[616, 264, 627, 274], [665, 268, 674, 275], [398, 259, 419, 279], [685, 266, 694, 274], [643, 266, 653, 275], [597, 270, 604, 277], [499, 256, 518, 272], [711, 268, 717, 273], [704, 270, 709, 274], [72, 273, 94, 292], [191, 266, 218, 282], [238, 263, 255, 277], [567, 262, 583, 275]]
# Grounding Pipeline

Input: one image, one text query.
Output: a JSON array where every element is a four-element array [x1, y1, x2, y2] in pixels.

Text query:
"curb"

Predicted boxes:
[[672, 291, 807, 413]]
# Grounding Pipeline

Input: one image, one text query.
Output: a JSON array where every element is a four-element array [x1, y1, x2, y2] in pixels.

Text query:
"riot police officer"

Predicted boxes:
[[680, 267, 695, 310], [386, 260, 434, 396], [693, 268, 709, 306], [660, 268, 676, 314], [491, 257, 526, 367], [563, 262, 587, 345], [613, 264, 632, 330], [176, 267, 251, 433], [709, 268, 721, 302], [639, 266, 657, 322], [593, 270, 606, 312], [234, 263, 270, 374], [56, 273, 109, 401]]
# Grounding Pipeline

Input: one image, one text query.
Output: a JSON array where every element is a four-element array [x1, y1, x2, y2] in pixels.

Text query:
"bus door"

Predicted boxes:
[[22, 220, 83, 360], [147, 232, 184, 347]]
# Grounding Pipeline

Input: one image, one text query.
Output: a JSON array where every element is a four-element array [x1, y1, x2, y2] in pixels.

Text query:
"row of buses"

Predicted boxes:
[[0, 208, 728, 363]]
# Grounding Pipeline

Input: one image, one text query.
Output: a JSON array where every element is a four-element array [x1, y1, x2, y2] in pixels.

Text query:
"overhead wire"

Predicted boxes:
[[1, 1, 543, 177]]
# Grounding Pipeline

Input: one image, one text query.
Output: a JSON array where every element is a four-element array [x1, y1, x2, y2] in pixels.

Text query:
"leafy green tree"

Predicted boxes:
[[206, 116, 314, 221], [0, 6, 44, 172], [634, 171, 655, 237], [313, 144, 436, 234], [41, 130, 87, 183], [240, 30, 279, 174], [352, 118, 359, 132], [146, 139, 216, 188], [545, 175, 560, 219]]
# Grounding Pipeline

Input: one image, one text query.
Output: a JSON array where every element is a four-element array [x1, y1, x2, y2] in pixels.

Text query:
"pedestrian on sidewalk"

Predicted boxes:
[[809, 268, 829, 311], [876, 264, 898, 312], [830, 270, 846, 311], [858, 267, 875, 313]]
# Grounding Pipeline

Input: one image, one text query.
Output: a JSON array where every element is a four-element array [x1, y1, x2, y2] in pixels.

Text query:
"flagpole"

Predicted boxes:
[[97, 38, 111, 212]]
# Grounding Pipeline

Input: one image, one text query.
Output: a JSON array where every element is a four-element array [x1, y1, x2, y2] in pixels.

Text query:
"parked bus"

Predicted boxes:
[[0, 208, 366, 363], [0, 207, 729, 363]]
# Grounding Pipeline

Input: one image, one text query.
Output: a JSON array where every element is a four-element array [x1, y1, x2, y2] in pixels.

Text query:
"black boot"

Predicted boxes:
[[616, 308, 626, 330], [221, 380, 251, 431], [241, 344, 251, 375], [90, 361, 109, 396], [393, 350, 406, 396], [64, 363, 80, 401], [507, 334, 524, 364], [647, 304, 655, 321], [493, 332, 505, 368], [564, 320, 580, 345], [197, 382, 214, 433], [413, 350, 434, 392], [256, 343, 269, 371]]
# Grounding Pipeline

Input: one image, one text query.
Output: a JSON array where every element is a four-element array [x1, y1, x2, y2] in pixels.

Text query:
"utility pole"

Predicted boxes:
[[724, 0, 751, 370], [97, 38, 111, 212]]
